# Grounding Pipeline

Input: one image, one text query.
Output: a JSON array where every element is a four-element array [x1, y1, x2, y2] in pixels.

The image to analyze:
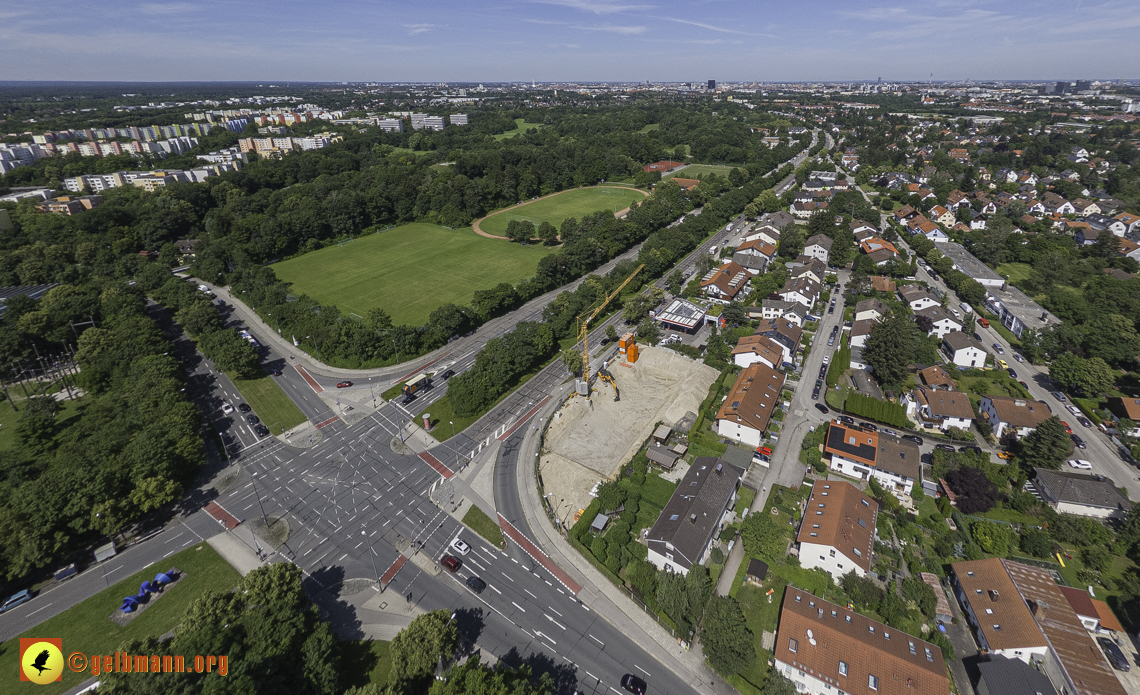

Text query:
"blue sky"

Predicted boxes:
[[2, 1, 1138, 82]]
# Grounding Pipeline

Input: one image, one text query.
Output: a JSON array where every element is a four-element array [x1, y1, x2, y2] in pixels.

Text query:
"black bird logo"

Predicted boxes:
[[31, 649, 52, 676]]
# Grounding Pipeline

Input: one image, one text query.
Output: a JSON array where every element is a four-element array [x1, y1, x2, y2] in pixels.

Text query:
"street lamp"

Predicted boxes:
[[369, 377, 376, 407], [249, 471, 269, 528], [450, 420, 455, 439]]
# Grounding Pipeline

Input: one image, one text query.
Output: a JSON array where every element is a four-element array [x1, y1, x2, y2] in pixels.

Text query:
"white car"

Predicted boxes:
[[1066, 405, 1082, 417], [1067, 459, 1093, 470], [222, 403, 234, 414], [450, 538, 471, 555]]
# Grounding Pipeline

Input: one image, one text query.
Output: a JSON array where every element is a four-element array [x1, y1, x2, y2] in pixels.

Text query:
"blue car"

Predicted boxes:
[[0, 589, 33, 615]]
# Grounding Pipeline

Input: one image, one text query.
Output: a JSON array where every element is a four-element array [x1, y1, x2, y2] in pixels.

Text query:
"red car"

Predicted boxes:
[[1061, 421, 1073, 434], [440, 554, 461, 572], [336, 381, 353, 388], [756, 446, 773, 457]]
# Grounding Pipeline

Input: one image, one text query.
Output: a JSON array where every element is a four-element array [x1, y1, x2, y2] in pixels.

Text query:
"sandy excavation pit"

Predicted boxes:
[[539, 346, 718, 521]]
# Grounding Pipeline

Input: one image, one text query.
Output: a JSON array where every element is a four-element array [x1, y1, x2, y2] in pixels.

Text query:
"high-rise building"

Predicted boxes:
[[449, 114, 468, 126], [707, 79, 716, 91]]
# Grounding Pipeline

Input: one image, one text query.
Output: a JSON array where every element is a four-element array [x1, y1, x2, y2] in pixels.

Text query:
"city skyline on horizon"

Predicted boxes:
[[2, 0, 1139, 83]]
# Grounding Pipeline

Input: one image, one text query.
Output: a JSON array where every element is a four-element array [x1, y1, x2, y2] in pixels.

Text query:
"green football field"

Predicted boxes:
[[271, 224, 553, 325], [478, 187, 647, 237]]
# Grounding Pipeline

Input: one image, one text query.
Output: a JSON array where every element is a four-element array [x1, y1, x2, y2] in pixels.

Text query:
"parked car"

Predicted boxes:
[[1019, 381, 1029, 389], [1097, 637, 1131, 671], [935, 443, 957, 452], [1061, 421, 1073, 434], [255, 425, 270, 437], [959, 446, 983, 455], [1013, 353, 1023, 362], [450, 538, 471, 555], [978, 317, 990, 328], [1051, 391, 1066, 402], [1007, 368, 1017, 379], [222, 403, 234, 414], [1077, 416, 1092, 428], [815, 403, 830, 414], [271, 370, 282, 376], [902, 435, 924, 445], [812, 387, 821, 400], [238, 403, 252, 413], [1071, 434, 1086, 449], [992, 343, 1005, 355], [0, 589, 33, 614], [1066, 404, 1082, 416], [465, 576, 486, 594], [440, 554, 462, 572], [997, 359, 1009, 370], [1067, 459, 1093, 470], [336, 381, 353, 388], [997, 450, 1014, 460], [757, 446, 773, 457], [439, 369, 455, 380], [860, 422, 878, 432], [246, 414, 260, 425], [838, 416, 854, 425], [621, 674, 648, 695]]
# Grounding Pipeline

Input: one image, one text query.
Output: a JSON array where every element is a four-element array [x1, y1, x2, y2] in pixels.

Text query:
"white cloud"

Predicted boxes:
[[660, 16, 773, 37], [571, 23, 647, 34], [404, 23, 437, 35], [535, 0, 655, 15], [138, 3, 195, 15]]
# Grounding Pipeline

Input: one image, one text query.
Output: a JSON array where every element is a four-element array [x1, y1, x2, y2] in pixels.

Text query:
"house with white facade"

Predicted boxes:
[[824, 421, 922, 496], [777, 276, 820, 309], [978, 396, 1052, 439], [912, 388, 975, 431], [700, 261, 750, 303], [645, 457, 743, 575], [915, 305, 962, 338], [849, 319, 877, 349], [899, 284, 941, 312], [715, 363, 786, 448], [950, 559, 1049, 665], [1032, 468, 1133, 520], [797, 480, 877, 580], [803, 234, 833, 264], [942, 331, 988, 368], [853, 298, 890, 322], [731, 334, 784, 370]]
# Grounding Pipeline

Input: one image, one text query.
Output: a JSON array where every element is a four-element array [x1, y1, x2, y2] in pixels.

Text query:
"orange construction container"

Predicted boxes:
[[627, 343, 639, 363], [618, 332, 635, 353]]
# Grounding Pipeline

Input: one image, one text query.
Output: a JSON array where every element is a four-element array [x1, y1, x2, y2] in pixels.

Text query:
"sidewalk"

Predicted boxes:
[[512, 395, 737, 695]]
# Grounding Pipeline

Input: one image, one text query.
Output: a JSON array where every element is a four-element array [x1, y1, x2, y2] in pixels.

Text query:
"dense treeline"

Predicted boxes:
[[0, 281, 203, 579]]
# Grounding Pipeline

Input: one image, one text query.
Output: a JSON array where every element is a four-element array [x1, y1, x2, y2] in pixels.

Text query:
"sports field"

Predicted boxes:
[[478, 187, 647, 237], [271, 224, 552, 325], [664, 163, 738, 179]]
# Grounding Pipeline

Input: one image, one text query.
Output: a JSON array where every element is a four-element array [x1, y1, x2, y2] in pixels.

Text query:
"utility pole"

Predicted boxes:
[[363, 530, 381, 590], [249, 471, 269, 528]]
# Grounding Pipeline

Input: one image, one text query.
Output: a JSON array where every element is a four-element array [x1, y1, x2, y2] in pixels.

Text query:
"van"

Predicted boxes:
[[709, 245, 719, 255], [960, 302, 973, 315]]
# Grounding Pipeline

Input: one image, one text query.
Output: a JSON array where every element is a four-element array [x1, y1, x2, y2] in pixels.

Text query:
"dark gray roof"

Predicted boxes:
[[746, 558, 769, 581], [1033, 468, 1133, 512], [733, 252, 769, 272], [943, 330, 985, 352], [646, 443, 679, 468], [646, 457, 743, 570], [977, 656, 1058, 695]]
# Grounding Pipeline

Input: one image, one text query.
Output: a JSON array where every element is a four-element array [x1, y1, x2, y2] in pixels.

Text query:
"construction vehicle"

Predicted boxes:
[[401, 373, 433, 399], [575, 264, 644, 400], [597, 366, 620, 401]]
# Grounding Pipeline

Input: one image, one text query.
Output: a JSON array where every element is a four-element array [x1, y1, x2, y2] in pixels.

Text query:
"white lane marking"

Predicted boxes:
[[489, 584, 501, 595], [164, 533, 184, 543], [512, 601, 526, 612], [548, 606, 562, 617], [636, 664, 651, 677], [501, 572, 515, 582], [25, 603, 52, 616], [589, 634, 604, 647], [544, 613, 566, 630], [524, 589, 537, 599]]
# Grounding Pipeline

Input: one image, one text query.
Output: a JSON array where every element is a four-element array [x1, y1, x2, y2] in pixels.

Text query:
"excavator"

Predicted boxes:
[[597, 367, 619, 402]]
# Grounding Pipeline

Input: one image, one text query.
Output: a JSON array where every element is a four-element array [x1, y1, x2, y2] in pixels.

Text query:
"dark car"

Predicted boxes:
[[440, 369, 455, 380], [238, 403, 251, 413], [1071, 434, 1086, 449], [935, 443, 957, 452], [621, 674, 648, 695], [860, 422, 878, 432], [246, 414, 260, 425], [1019, 381, 1029, 388], [336, 381, 353, 388], [465, 576, 486, 594], [271, 370, 282, 376], [401, 393, 414, 405], [254, 424, 270, 437], [812, 388, 821, 400], [440, 554, 462, 572], [959, 445, 983, 455], [903, 435, 924, 445], [838, 415, 855, 425], [1077, 416, 1092, 428], [1097, 637, 1131, 671], [1007, 369, 1017, 379], [815, 403, 830, 414]]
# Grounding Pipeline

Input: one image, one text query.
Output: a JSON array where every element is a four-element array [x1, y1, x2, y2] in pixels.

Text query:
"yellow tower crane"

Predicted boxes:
[[574, 264, 644, 400]]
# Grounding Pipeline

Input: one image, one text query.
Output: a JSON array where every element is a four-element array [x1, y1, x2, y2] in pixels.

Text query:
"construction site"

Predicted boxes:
[[539, 344, 718, 524]]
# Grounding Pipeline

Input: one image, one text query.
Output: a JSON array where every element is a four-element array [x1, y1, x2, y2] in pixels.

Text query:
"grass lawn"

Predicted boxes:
[[977, 508, 1037, 525], [637, 123, 660, 134], [641, 473, 679, 509], [493, 118, 544, 140], [462, 505, 505, 548], [339, 640, 393, 691], [478, 187, 647, 237], [735, 487, 757, 516], [996, 262, 1034, 284], [0, 397, 84, 451], [0, 543, 240, 695], [231, 373, 307, 432], [272, 223, 553, 326], [664, 164, 738, 180]]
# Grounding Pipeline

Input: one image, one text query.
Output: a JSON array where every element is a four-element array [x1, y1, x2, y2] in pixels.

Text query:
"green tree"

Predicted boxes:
[[1019, 416, 1071, 470], [741, 513, 787, 560], [428, 654, 553, 695], [636, 317, 661, 343], [1020, 529, 1054, 557], [562, 349, 582, 375], [1084, 314, 1140, 367], [1081, 546, 1111, 573], [722, 302, 748, 327], [971, 520, 1015, 556], [390, 610, 460, 685], [701, 596, 757, 675], [763, 673, 797, 695], [667, 270, 684, 295], [840, 571, 884, 610], [605, 323, 618, 343], [537, 220, 558, 245], [862, 314, 917, 388]]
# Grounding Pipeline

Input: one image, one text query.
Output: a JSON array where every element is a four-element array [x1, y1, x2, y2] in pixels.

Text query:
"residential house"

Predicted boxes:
[[854, 298, 890, 322], [1118, 238, 1140, 263], [1073, 228, 1100, 246], [760, 211, 795, 230], [850, 219, 878, 236], [913, 388, 975, 431], [1084, 213, 1126, 237], [803, 234, 833, 264], [778, 276, 821, 309], [899, 284, 940, 311], [1070, 198, 1100, 216], [1114, 212, 1140, 235], [946, 190, 969, 209], [975, 656, 1058, 695], [919, 365, 957, 390], [907, 215, 948, 243], [823, 421, 922, 496], [1032, 468, 1133, 520], [893, 204, 918, 222], [754, 317, 803, 364], [850, 319, 877, 349], [950, 558, 1127, 695], [700, 261, 750, 303], [790, 257, 828, 285], [735, 238, 776, 260], [732, 334, 785, 370], [869, 276, 896, 293], [35, 195, 102, 215], [715, 363, 786, 448], [978, 396, 1052, 439], [930, 205, 956, 227], [792, 201, 829, 218], [915, 305, 962, 338], [732, 253, 768, 275], [743, 225, 782, 247], [942, 331, 988, 368], [760, 299, 807, 328], [859, 237, 898, 256], [796, 480, 878, 580], [774, 591, 949, 695], [645, 457, 744, 575], [1058, 586, 1126, 634], [1107, 397, 1140, 436], [1043, 194, 1075, 215]]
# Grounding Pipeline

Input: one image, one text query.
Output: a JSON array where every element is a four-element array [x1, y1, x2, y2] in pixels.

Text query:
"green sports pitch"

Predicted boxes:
[[270, 224, 553, 325], [478, 187, 647, 237]]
